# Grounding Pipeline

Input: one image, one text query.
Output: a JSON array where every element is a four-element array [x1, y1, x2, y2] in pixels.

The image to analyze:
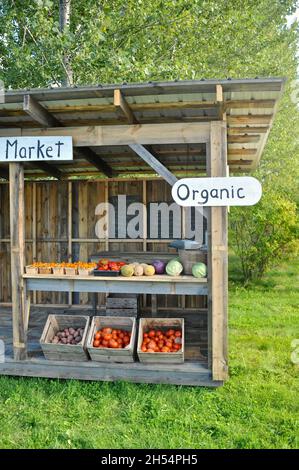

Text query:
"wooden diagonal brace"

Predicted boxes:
[[129, 143, 177, 186]]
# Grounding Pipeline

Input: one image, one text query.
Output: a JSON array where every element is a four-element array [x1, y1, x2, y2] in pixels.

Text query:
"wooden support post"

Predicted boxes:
[[207, 121, 228, 381], [32, 184, 37, 304], [9, 163, 28, 360], [142, 180, 148, 310], [104, 181, 109, 251], [68, 181, 72, 305]]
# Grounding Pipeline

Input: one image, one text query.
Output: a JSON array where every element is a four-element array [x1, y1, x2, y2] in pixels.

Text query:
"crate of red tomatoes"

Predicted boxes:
[[86, 316, 136, 363], [93, 258, 126, 276], [137, 318, 184, 364]]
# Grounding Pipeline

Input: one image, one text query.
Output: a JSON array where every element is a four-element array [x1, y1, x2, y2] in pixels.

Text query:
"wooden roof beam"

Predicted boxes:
[[75, 148, 113, 178], [23, 94, 113, 178], [113, 90, 158, 187], [23, 95, 63, 179], [23, 94, 61, 127], [114, 89, 138, 124], [29, 162, 63, 180]]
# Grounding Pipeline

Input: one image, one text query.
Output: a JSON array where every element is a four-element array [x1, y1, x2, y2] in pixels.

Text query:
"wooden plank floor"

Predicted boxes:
[[0, 306, 214, 386], [0, 306, 208, 362]]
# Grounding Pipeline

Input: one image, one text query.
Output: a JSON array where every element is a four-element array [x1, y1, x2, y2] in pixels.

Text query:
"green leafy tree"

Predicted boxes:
[[0, 0, 298, 281], [230, 189, 299, 282]]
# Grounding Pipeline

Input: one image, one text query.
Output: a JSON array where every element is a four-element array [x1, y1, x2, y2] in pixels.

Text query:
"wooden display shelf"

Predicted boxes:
[[23, 274, 208, 296]]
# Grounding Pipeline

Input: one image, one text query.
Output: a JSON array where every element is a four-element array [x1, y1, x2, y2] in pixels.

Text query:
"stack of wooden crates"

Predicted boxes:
[[106, 293, 139, 317]]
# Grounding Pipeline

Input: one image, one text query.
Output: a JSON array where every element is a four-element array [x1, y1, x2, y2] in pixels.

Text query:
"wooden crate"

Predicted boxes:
[[25, 265, 39, 275], [78, 268, 93, 276], [53, 266, 65, 275], [65, 267, 78, 275], [39, 266, 52, 275], [106, 293, 138, 317], [137, 318, 184, 364], [87, 316, 136, 363], [40, 314, 90, 361]]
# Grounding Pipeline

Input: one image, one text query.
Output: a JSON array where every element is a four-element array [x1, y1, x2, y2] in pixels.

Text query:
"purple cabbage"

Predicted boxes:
[[152, 259, 166, 274]]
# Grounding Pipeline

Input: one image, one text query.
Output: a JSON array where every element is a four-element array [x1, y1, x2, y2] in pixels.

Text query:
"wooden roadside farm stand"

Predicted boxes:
[[0, 78, 284, 386]]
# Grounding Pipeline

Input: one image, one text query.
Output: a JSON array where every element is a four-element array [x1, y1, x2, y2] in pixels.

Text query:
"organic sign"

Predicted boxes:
[[0, 136, 73, 162], [172, 177, 262, 207]]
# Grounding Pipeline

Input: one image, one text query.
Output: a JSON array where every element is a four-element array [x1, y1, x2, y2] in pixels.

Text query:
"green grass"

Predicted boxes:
[[0, 258, 298, 449]]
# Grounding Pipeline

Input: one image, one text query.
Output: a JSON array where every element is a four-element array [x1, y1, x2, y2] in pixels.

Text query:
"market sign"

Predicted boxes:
[[171, 177, 262, 207], [0, 136, 73, 162]]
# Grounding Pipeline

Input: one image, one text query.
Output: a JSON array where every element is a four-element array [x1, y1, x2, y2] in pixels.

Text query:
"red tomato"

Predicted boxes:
[[147, 340, 157, 350], [93, 340, 100, 348], [166, 329, 175, 338], [175, 330, 182, 337], [103, 333, 112, 341], [148, 330, 156, 338], [102, 339, 109, 347], [102, 328, 112, 335], [109, 339, 118, 348]]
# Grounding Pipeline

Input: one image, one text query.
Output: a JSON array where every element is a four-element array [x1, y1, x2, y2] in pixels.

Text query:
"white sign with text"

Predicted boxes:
[[0, 136, 73, 162], [172, 177, 262, 207]]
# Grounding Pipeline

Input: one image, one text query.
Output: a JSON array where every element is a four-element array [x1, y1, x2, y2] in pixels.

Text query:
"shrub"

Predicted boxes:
[[229, 189, 299, 283]]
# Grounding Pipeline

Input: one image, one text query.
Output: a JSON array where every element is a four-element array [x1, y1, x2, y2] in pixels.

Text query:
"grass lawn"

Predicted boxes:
[[0, 257, 298, 449]]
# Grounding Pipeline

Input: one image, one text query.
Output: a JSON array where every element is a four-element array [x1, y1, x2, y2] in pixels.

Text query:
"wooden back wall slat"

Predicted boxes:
[[0, 180, 206, 309]]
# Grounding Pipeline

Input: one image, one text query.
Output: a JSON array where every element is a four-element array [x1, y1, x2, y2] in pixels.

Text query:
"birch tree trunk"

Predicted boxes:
[[59, 0, 73, 86]]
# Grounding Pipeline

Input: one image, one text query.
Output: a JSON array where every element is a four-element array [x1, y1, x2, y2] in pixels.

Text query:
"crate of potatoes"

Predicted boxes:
[[40, 314, 90, 362]]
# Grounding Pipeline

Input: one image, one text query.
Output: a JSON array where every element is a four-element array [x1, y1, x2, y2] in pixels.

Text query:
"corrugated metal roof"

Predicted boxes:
[[0, 78, 285, 180]]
